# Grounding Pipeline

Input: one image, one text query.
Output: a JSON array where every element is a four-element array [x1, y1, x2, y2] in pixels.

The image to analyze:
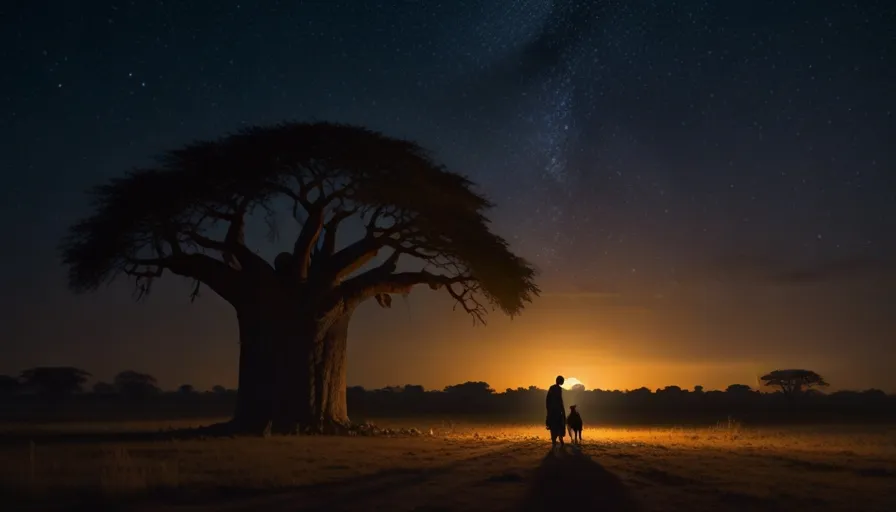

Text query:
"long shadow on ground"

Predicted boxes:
[[520, 445, 640, 512]]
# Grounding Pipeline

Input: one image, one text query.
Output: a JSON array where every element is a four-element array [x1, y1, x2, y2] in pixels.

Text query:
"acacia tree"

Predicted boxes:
[[20, 367, 91, 399], [61, 122, 539, 435], [760, 369, 829, 396], [114, 370, 161, 400], [725, 384, 753, 394]]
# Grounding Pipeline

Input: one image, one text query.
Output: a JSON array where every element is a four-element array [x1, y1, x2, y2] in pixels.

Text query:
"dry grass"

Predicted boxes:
[[1, 418, 894, 511]]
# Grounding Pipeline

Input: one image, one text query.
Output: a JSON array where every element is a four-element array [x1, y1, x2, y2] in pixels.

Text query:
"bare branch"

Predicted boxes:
[[159, 224, 183, 256], [292, 204, 325, 280], [185, 231, 228, 251], [323, 237, 381, 284], [221, 198, 257, 271], [366, 206, 385, 232], [315, 211, 421, 287], [444, 281, 488, 325], [269, 184, 312, 216], [189, 279, 202, 303], [321, 208, 357, 256], [123, 262, 164, 301], [122, 253, 241, 305], [334, 261, 483, 321], [309, 207, 358, 273], [198, 205, 236, 221]]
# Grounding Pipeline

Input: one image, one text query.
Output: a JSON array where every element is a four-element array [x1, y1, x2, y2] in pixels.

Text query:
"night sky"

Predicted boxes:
[[2, 1, 894, 393]]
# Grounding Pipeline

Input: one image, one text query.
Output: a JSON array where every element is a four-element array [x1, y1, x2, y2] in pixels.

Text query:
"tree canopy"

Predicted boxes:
[[20, 367, 91, 397], [726, 384, 753, 393], [760, 369, 829, 395], [61, 121, 539, 324], [114, 370, 161, 400]]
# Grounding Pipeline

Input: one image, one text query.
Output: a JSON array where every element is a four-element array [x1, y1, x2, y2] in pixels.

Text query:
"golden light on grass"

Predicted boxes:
[[3, 419, 894, 500]]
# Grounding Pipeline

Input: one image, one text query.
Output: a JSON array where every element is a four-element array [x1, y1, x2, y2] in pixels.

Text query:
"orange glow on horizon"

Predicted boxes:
[[560, 377, 584, 390]]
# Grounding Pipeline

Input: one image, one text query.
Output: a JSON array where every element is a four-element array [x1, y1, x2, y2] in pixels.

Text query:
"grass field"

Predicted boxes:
[[1, 418, 895, 511]]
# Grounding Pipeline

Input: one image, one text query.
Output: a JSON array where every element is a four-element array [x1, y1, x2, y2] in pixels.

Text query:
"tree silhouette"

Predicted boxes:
[[92, 382, 117, 395], [20, 367, 90, 399], [726, 384, 753, 393], [113, 371, 160, 400], [61, 122, 538, 435], [403, 384, 425, 394], [444, 381, 495, 397], [760, 369, 829, 395], [178, 384, 196, 395]]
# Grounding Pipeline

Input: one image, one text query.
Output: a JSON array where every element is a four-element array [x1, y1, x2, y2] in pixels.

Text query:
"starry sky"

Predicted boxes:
[[2, 1, 894, 393]]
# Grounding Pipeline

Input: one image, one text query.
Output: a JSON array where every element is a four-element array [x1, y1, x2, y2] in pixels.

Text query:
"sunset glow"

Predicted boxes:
[[4, 0, 894, 400], [561, 377, 584, 390]]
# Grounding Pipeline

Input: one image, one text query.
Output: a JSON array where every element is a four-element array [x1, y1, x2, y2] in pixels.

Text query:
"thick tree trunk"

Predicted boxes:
[[232, 297, 353, 436], [311, 313, 351, 432], [233, 309, 276, 435]]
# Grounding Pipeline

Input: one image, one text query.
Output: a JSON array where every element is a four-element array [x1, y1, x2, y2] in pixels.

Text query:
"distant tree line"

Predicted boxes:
[[0, 367, 235, 400], [345, 373, 894, 424], [1, 367, 893, 425]]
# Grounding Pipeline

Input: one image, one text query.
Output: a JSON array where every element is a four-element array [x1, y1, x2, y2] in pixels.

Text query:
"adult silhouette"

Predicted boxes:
[[545, 375, 566, 447]]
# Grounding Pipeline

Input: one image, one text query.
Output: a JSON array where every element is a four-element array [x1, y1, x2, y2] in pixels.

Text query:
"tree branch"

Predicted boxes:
[[123, 253, 241, 305], [123, 262, 164, 300], [321, 208, 357, 256], [174, 254, 242, 304], [335, 260, 483, 321], [185, 230, 228, 251], [315, 212, 419, 287], [292, 203, 325, 280], [322, 236, 381, 284], [286, 173, 356, 280], [183, 199, 271, 275], [198, 205, 237, 221], [222, 198, 250, 270], [309, 207, 357, 274]]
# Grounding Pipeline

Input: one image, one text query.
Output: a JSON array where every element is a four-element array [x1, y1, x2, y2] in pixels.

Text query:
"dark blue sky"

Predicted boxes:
[[2, 1, 894, 392]]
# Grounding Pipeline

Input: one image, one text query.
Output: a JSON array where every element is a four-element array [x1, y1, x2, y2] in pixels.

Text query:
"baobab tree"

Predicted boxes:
[[61, 122, 539, 435]]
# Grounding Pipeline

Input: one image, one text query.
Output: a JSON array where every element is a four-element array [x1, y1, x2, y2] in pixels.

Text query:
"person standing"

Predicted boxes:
[[545, 375, 567, 447]]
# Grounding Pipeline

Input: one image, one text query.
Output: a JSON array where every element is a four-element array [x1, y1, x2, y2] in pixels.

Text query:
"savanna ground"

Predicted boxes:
[[1, 417, 894, 511]]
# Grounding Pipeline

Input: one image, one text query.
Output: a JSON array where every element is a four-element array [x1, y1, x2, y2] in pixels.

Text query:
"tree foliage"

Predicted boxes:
[[60, 122, 539, 324], [760, 369, 829, 395], [92, 382, 117, 395], [20, 367, 91, 398], [443, 381, 495, 396], [726, 384, 753, 393], [113, 370, 160, 400]]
